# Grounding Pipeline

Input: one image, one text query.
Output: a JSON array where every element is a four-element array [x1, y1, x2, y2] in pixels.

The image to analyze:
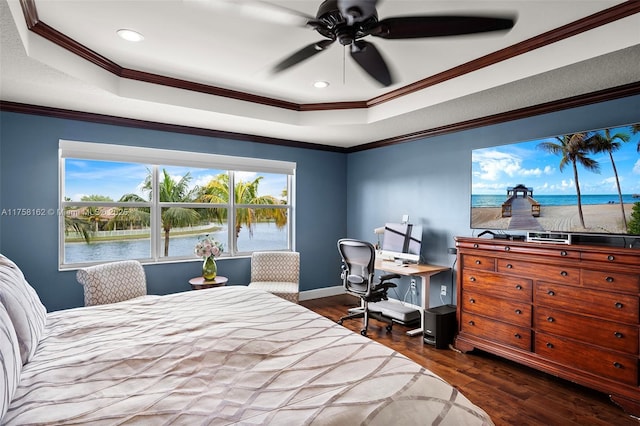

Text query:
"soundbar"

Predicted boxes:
[[527, 232, 572, 245]]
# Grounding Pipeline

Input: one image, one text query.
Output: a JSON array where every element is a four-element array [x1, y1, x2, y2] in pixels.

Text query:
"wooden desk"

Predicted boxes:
[[374, 259, 449, 336], [189, 276, 228, 290]]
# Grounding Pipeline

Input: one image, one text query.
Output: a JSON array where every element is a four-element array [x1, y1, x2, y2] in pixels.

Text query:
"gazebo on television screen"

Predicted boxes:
[[501, 184, 541, 220]]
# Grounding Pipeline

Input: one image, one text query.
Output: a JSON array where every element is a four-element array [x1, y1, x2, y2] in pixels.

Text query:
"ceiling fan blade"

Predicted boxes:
[[369, 15, 515, 39], [272, 39, 334, 74], [350, 40, 393, 86]]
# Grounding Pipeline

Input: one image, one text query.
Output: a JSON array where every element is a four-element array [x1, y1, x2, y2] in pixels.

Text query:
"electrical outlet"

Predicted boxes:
[[440, 285, 447, 296], [410, 278, 416, 288]]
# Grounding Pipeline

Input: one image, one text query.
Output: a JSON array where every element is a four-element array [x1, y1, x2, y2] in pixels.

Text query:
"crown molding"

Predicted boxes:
[[17, 0, 640, 112], [2, 81, 638, 153], [0, 100, 347, 153], [350, 81, 640, 152]]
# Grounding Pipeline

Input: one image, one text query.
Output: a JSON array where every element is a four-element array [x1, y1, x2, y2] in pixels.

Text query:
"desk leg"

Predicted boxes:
[[406, 274, 432, 336]]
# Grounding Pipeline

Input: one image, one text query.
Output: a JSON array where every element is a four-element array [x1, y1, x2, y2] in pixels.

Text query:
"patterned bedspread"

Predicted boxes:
[[5, 286, 493, 425]]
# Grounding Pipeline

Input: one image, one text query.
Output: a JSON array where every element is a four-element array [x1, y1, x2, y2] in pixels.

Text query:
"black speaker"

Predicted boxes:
[[423, 304, 457, 349]]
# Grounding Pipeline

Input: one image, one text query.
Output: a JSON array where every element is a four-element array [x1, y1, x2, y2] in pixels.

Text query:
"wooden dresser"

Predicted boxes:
[[454, 236, 640, 417]]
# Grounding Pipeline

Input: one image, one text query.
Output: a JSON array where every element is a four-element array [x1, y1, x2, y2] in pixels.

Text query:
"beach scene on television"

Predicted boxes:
[[471, 123, 640, 236]]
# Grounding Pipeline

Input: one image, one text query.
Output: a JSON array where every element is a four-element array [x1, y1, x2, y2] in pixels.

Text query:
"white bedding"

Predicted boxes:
[[5, 286, 493, 425]]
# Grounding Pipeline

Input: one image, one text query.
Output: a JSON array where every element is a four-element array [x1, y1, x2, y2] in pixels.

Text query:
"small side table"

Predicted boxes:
[[189, 275, 228, 290]]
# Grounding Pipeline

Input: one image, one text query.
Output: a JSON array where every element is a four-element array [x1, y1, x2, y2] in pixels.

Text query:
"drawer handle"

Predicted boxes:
[[546, 342, 554, 349], [613, 362, 623, 369], [606, 276, 614, 283], [473, 243, 479, 248], [615, 302, 624, 309], [475, 260, 481, 265], [469, 298, 476, 304], [547, 290, 555, 296], [514, 333, 521, 339], [505, 246, 511, 252], [560, 271, 567, 277], [506, 263, 513, 269], [515, 309, 522, 315], [468, 320, 475, 326], [607, 255, 615, 261], [470, 277, 476, 282], [560, 250, 567, 256], [614, 331, 623, 339], [515, 284, 522, 290], [547, 316, 554, 322]]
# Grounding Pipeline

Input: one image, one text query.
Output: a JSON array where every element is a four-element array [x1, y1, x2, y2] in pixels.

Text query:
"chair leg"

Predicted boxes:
[[337, 309, 364, 325], [338, 300, 393, 337], [361, 301, 370, 336]]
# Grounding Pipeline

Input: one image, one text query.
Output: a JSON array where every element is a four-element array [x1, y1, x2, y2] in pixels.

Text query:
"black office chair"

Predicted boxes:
[[337, 238, 400, 336]]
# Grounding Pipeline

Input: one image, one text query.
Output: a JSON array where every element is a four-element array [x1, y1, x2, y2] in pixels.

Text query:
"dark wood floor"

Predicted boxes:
[[300, 295, 639, 426]]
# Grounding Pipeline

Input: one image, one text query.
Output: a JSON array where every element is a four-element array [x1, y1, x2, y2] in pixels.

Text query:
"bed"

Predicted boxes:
[[0, 255, 493, 425]]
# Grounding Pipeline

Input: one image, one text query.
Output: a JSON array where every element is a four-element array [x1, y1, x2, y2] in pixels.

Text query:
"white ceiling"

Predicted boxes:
[[1, 0, 639, 148]]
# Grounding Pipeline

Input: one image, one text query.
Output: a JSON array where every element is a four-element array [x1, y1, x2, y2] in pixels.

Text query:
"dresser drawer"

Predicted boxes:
[[581, 251, 640, 267], [461, 254, 495, 271], [582, 269, 639, 293], [535, 332, 638, 386], [457, 239, 581, 259], [462, 270, 532, 301], [461, 312, 531, 351], [535, 282, 639, 323], [462, 291, 531, 327], [501, 244, 580, 260], [534, 308, 638, 355], [497, 259, 579, 286]]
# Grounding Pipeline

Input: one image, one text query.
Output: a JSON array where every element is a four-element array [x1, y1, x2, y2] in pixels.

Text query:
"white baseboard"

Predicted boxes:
[[299, 286, 346, 301]]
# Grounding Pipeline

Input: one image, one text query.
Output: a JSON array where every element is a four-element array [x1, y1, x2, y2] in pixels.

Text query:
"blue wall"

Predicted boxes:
[[345, 94, 640, 307], [0, 112, 347, 311], [2, 94, 639, 312]]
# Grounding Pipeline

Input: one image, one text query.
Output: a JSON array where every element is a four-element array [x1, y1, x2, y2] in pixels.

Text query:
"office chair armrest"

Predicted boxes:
[[379, 273, 401, 282], [374, 282, 397, 292]]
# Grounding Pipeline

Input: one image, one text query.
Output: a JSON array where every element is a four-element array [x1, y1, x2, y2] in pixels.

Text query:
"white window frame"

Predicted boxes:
[[58, 140, 296, 269]]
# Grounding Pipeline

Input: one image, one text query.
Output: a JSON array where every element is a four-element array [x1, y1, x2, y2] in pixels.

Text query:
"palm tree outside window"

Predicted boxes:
[[59, 140, 295, 268]]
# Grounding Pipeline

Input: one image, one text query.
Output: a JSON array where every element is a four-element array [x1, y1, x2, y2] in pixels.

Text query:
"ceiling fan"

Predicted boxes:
[[265, 0, 516, 86]]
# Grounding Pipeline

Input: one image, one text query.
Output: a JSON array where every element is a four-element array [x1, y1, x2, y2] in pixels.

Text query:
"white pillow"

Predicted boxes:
[[0, 254, 47, 365], [0, 302, 21, 420]]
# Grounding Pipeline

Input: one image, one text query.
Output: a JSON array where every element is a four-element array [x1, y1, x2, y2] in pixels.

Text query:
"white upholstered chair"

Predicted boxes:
[[248, 251, 300, 303], [76, 260, 147, 306]]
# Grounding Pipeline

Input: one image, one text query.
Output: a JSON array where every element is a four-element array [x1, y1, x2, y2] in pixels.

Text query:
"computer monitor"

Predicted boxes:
[[378, 223, 422, 263]]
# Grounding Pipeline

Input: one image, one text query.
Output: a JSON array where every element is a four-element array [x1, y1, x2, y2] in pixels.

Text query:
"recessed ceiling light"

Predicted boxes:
[[313, 81, 329, 89], [117, 29, 144, 42]]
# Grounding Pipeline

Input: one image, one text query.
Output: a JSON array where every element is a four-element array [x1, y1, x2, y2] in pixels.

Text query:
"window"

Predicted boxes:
[[59, 140, 295, 268]]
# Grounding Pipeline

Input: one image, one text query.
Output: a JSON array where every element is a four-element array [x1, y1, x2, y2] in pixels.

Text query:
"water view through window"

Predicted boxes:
[[64, 222, 288, 263], [60, 143, 294, 266]]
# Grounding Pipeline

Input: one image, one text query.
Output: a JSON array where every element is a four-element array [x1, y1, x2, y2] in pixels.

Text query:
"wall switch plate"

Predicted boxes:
[[440, 285, 447, 296]]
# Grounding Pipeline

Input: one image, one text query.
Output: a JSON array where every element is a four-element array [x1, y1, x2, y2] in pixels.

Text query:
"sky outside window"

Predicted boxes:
[[65, 161, 288, 202]]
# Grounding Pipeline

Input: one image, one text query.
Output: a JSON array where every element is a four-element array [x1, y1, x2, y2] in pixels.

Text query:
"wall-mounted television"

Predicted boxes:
[[378, 223, 423, 263], [471, 122, 640, 238]]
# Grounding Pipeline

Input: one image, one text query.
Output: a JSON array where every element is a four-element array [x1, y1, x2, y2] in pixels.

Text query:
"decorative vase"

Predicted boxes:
[[202, 256, 217, 281]]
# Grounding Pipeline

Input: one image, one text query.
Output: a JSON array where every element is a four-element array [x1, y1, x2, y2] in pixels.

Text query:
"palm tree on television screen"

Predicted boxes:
[[538, 132, 600, 229], [591, 129, 630, 232]]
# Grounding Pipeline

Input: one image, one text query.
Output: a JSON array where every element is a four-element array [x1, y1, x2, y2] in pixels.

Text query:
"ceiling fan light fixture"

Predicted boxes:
[[313, 80, 329, 88], [117, 29, 144, 42]]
